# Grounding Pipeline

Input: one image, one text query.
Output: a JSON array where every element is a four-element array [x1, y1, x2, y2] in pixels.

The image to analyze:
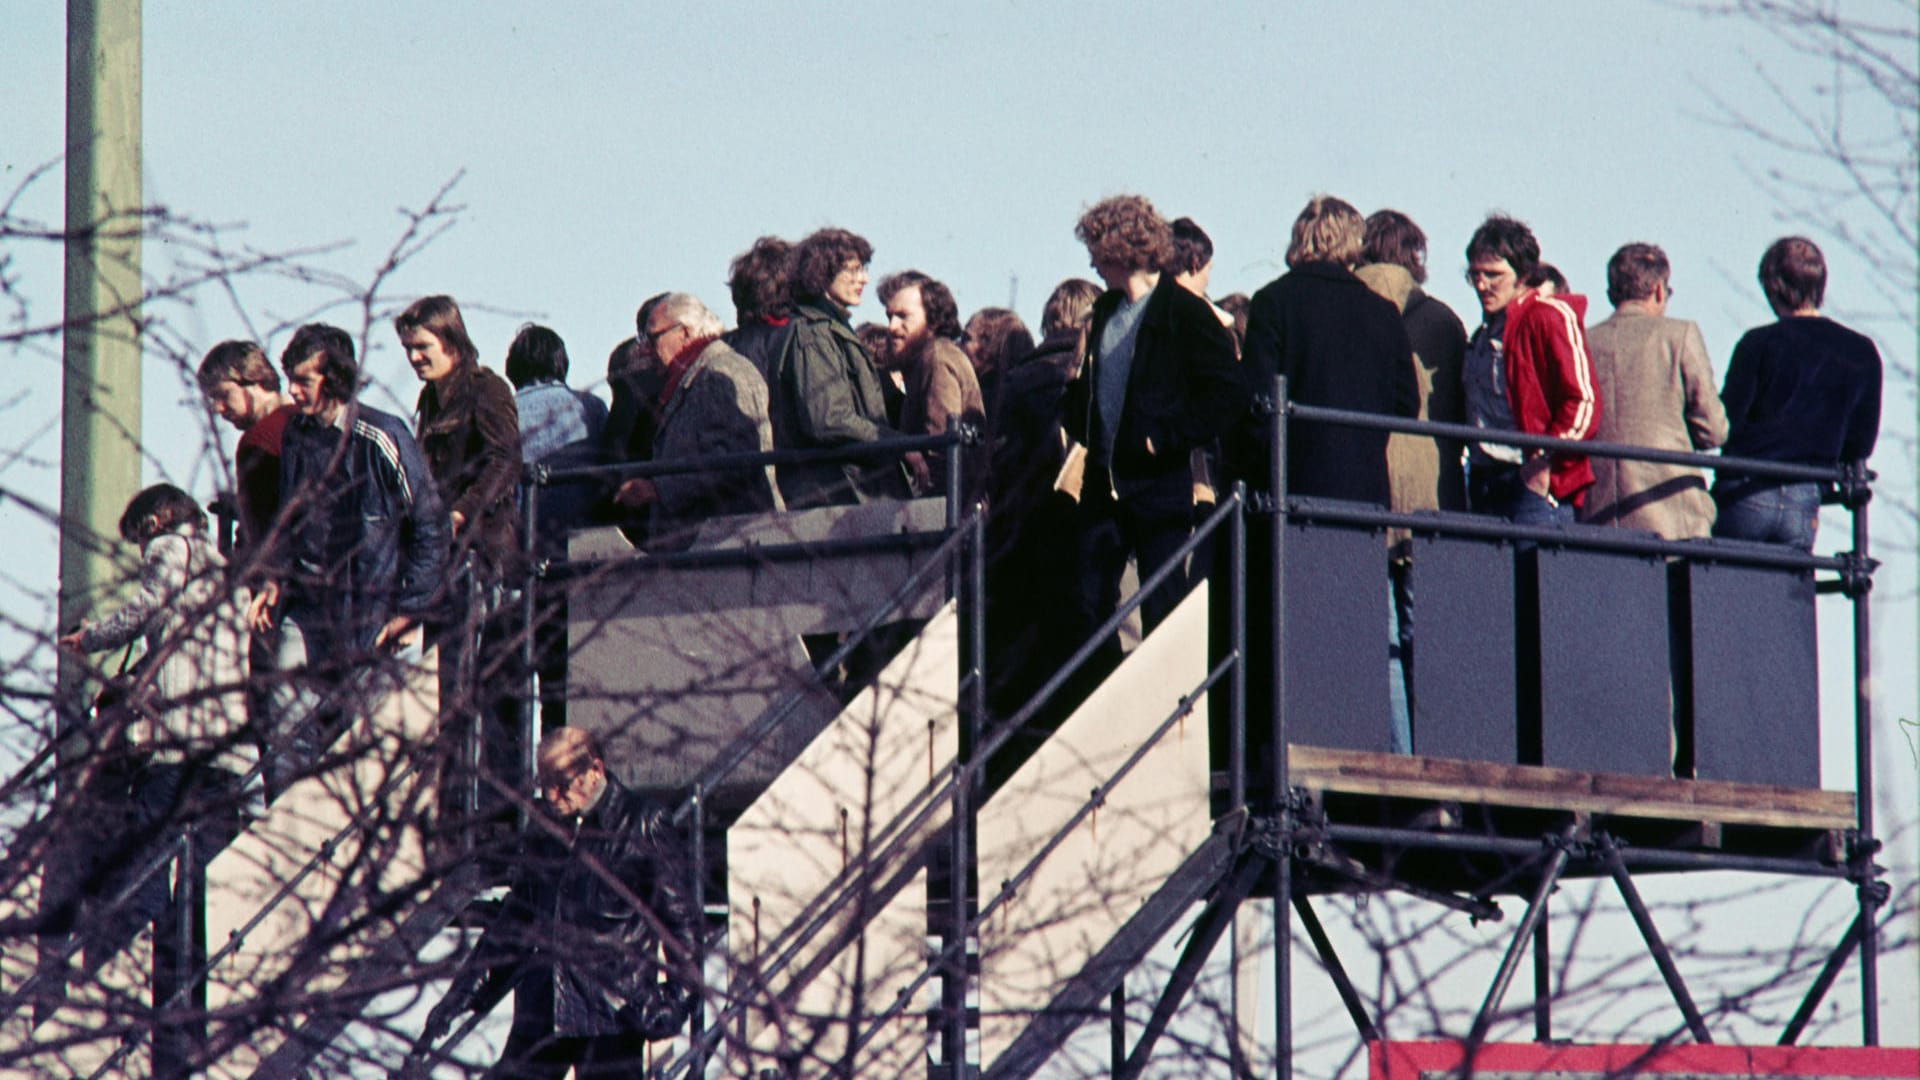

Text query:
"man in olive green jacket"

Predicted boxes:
[[769, 227, 920, 508]]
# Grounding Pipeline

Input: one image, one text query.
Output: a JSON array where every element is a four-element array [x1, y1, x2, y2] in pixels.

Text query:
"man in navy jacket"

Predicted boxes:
[[249, 323, 450, 793]]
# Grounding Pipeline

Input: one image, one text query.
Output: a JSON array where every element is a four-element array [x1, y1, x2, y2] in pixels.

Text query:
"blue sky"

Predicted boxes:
[[2, 0, 1913, 1056]]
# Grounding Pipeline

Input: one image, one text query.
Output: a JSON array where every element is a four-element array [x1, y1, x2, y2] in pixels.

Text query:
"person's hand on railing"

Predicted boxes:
[[904, 450, 931, 494], [612, 477, 658, 508], [420, 991, 466, 1049], [1520, 454, 1553, 498]]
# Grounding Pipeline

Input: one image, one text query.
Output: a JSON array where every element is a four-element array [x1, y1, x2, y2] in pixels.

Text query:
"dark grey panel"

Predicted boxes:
[[1410, 536, 1517, 763], [1281, 521, 1392, 753], [1532, 547, 1673, 777], [1683, 560, 1819, 788]]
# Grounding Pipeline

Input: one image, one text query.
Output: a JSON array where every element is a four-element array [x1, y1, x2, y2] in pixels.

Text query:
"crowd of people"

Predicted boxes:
[[57, 188, 1889, 834], [46, 191, 1883, 1073]]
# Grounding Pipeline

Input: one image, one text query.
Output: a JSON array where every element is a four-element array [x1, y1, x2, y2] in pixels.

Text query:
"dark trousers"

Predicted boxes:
[[437, 584, 531, 836], [37, 760, 243, 1075], [1076, 483, 1195, 645], [491, 973, 655, 1079]]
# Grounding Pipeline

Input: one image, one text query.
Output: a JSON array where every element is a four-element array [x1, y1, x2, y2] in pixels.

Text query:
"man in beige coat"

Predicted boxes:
[[1579, 244, 1728, 539]]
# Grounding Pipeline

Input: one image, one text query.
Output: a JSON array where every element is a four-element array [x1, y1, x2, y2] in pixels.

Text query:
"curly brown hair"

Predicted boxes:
[[727, 235, 793, 322], [1075, 195, 1172, 276], [790, 227, 874, 301]]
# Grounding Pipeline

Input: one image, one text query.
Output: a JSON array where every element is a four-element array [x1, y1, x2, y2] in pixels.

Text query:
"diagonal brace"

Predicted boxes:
[[1779, 899, 1877, 1046], [1292, 894, 1379, 1043], [1116, 851, 1267, 1080], [1468, 829, 1576, 1046], [1295, 844, 1502, 923], [1600, 838, 1713, 1044]]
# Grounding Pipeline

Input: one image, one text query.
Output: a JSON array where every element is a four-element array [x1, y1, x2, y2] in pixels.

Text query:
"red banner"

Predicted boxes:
[[1370, 1040, 1920, 1079]]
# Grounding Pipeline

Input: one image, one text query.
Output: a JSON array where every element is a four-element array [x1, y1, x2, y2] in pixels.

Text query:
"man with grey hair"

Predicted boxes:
[[613, 293, 783, 550]]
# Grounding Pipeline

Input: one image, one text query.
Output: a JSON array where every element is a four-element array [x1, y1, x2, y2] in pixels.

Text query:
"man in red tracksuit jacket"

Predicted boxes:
[[1460, 215, 1600, 523]]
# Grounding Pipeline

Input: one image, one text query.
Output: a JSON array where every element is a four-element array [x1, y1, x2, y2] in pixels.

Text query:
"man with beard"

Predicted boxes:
[[877, 269, 985, 502]]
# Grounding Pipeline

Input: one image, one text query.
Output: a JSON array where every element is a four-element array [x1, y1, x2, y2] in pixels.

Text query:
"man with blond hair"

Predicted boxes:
[[197, 340, 296, 552], [1241, 195, 1418, 505]]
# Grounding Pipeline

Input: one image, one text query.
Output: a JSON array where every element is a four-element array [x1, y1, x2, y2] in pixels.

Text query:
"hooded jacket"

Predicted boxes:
[[78, 525, 256, 776]]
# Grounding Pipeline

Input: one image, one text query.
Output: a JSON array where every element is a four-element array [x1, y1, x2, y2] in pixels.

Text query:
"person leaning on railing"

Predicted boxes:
[[46, 484, 255, 985], [1711, 237, 1881, 551]]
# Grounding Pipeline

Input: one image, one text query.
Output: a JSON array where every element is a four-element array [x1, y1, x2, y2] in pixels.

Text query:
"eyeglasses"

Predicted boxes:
[[541, 770, 587, 801], [641, 321, 681, 347], [1465, 267, 1515, 286]]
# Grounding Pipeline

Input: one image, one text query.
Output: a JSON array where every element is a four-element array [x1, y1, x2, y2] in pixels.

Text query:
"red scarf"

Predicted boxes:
[[657, 335, 720, 408]]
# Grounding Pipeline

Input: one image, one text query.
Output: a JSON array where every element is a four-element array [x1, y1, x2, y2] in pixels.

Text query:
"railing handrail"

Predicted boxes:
[[1283, 399, 1856, 488], [538, 526, 951, 581], [1285, 496, 1854, 574], [526, 428, 968, 487]]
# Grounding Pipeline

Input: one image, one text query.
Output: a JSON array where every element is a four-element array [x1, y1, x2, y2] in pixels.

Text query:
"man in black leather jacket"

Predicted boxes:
[[428, 728, 696, 1077]]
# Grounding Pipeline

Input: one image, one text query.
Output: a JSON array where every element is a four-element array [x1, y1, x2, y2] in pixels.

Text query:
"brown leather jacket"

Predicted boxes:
[[416, 362, 523, 584]]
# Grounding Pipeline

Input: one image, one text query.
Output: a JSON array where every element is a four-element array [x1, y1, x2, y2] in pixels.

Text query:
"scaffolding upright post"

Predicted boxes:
[[1270, 376, 1292, 1080], [1847, 462, 1878, 1046]]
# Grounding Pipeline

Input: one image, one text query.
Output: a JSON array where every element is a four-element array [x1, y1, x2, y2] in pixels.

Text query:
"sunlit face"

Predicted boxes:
[[643, 311, 690, 365], [960, 314, 988, 365], [287, 353, 341, 420], [826, 259, 869, 309], [400, 327, 460, 383], [205, 379, 265, 431], [1468, 257, 1523, 316], [542, 760, 606, 816], [1090, 255, 1130, 292], [884, 285, 931, 360]]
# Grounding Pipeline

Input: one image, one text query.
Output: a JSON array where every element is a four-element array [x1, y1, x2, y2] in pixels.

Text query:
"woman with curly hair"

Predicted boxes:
[[768, 227, 917, 507]]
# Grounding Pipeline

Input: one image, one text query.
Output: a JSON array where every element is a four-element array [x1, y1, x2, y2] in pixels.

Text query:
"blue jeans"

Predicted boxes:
[[1388, 569, 1412, 755], [1713, 482, 1820, 551], [1469, 462, 1574, 526]]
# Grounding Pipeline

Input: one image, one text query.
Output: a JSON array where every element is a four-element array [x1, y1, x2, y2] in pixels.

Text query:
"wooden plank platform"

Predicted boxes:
[[1288, 746, 1856, 831]]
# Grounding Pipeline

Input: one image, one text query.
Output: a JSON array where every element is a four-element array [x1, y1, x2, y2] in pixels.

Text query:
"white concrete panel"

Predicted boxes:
[[200, 648, 439, 1079], [726, 603, 960, 1077], [976, 587, 1213, 1069]]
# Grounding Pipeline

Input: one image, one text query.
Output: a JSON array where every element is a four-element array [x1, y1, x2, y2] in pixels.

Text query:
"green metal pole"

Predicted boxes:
[[58, 0, 143, 735]]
